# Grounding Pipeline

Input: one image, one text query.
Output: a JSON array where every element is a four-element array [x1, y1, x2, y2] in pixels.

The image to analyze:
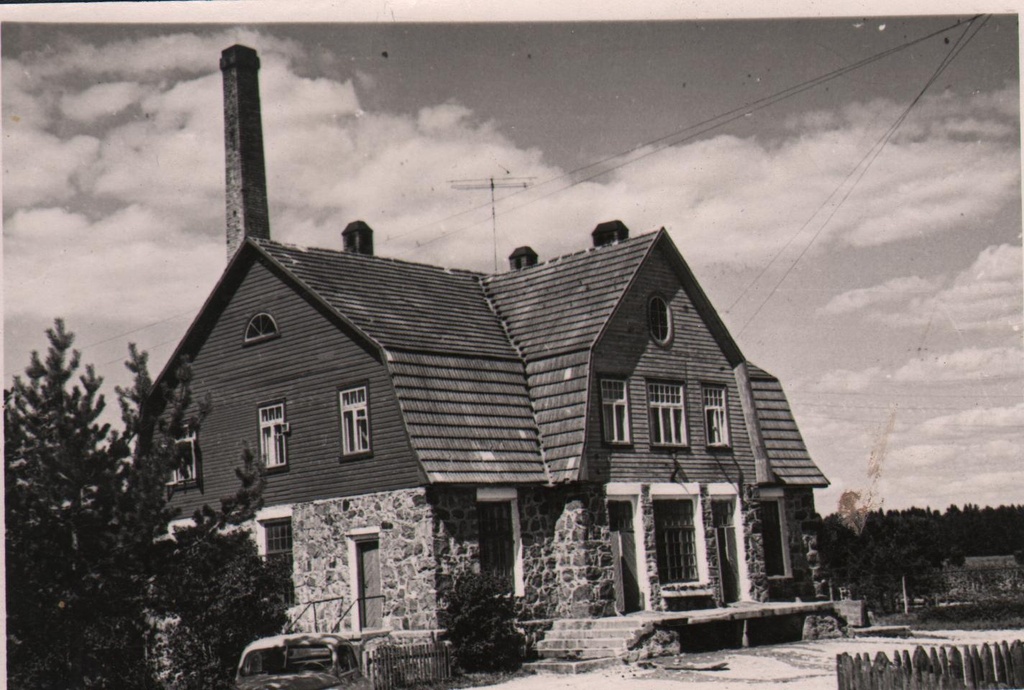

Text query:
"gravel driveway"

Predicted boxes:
[[480, 630, 1023, 690]]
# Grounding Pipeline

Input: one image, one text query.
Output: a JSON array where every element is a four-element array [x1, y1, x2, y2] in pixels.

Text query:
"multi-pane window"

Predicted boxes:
[[264, 519, 294, 605], [653, 500, 698, 583], [648, 382, 687, 446], [477, 501, 515, 591], [259, 403, 289, 468], [703, 385, 730, 447], [601, 379, 631, 444], [648, 296, 672, 344], [172, 429, 199, 484], [339, 386, 370, 456], [244, 313, 279, 343]]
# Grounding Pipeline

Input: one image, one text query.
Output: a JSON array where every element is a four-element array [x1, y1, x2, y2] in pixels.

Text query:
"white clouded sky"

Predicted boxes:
[[3, 10, 1021, 514]]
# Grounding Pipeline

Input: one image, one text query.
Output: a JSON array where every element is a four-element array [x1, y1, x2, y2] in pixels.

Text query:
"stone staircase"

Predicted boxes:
[[534, 616, 651, 660]]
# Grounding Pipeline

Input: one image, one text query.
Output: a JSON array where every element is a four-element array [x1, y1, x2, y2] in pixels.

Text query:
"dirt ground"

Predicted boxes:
[[482, 630, 1024, 690]]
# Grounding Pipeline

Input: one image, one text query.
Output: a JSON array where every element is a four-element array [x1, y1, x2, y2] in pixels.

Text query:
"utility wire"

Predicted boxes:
[[733, 15, 989, 336], [386, 15, 982, 249]]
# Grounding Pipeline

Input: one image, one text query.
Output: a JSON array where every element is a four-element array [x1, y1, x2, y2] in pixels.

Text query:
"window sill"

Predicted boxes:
[[265, 464, 289, 475], [652, 443, 689, 451], [340, 451, 374, 462], [242, 333, 281, 347], [767, 574, 793, 581], [602, 441, 634, 448]]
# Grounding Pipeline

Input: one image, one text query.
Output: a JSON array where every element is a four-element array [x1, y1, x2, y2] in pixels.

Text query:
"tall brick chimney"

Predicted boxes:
[[221, 44, 270, 259]]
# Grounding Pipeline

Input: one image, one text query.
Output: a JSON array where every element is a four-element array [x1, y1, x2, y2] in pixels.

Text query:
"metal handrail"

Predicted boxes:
[[286, 594, 386, 634]]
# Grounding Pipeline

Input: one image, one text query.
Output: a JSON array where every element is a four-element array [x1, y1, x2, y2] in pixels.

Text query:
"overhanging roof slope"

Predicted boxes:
[[257, 240, 516, 359], [746, 363, 829, 487]]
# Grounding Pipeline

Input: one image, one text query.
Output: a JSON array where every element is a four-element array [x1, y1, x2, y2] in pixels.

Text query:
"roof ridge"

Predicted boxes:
[[253, 238, 486, 278], [481, 228, 662, 284]]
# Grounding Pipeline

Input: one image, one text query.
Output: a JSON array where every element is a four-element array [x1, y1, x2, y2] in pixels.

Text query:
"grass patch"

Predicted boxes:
[[878, 599, 1024, 631]]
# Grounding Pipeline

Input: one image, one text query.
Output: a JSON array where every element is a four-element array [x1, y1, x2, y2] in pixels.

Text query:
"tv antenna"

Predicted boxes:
[[450, 176, 534, 271]]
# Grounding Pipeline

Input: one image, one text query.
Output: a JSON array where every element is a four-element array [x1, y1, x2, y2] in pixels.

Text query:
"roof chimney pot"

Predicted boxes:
[[221, 44, 270, 260], [592, 220, 629, 247], [508, 246, 538, 271], [342, 221, 374, 256]]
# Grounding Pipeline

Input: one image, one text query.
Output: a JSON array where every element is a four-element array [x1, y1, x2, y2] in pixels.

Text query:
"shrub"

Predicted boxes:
[[438, 572, 523, 673]]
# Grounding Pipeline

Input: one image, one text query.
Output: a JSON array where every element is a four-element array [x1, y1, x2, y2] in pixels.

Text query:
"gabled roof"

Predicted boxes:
[[483, 232, 660, 360]]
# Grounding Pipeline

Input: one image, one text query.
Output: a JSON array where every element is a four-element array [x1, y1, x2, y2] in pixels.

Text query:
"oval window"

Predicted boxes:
[[244, 313, 279, 343], [649, 296, 671, 344]]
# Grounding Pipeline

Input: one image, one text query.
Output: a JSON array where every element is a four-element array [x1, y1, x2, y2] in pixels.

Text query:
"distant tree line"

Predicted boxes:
[[5, 320, 290, 690], [818, 505, 1024, 613]]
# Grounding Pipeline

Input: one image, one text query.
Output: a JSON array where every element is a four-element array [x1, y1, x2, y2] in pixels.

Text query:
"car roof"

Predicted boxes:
[[241, 633, 356, 656]]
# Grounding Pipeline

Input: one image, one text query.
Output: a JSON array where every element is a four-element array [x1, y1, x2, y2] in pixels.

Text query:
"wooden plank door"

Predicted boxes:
[[712, 499, 740, 603], [357, 539, 383, 630], [608, 500, 642, 613]]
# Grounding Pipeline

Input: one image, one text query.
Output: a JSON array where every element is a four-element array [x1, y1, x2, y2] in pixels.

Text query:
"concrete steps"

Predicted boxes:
[[534, 616, 650, 660]]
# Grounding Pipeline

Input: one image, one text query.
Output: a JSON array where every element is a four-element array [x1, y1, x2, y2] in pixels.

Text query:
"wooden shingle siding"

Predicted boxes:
[[747, 370, 829, 486], [166, 258, 425, 516], [258, 241, 515, 358], [387, 351, 547, 484], [585, 245, 757, 485]]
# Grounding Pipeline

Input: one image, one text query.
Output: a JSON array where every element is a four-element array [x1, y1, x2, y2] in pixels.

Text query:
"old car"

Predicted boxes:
[[235, 633, 371, 689]]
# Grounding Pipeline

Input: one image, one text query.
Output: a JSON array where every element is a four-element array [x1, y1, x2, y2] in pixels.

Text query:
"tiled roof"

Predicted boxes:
[[388, 351, 547, 484], [746, 364, 829, 487], [483, 233, 659, 360], [258, 241, 516, 359]]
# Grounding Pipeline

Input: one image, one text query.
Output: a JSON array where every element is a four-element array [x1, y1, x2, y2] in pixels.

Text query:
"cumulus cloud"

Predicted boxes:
[[818, 244, 1023, 335], [821, 276, 940, 315], [60, 81, 149, 122]]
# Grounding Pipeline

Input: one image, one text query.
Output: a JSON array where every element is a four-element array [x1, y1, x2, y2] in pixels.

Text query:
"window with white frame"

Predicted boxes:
[[601, 379, 631, 444], [172, 429, 199, 484], [339, 386, 370, 456], [648, 382, 687, 446], [702, 385, 730, 447], [244, 313, 279, 343], [263, 518, 294, 605], [259, 403, 289, 468], [648, 296, 672, 344], [653, 499, 699, 583]]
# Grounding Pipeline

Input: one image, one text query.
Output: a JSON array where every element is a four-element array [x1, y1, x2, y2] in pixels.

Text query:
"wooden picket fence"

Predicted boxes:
[[837, 640, 1024, 690], [364, 640, 452, 690]]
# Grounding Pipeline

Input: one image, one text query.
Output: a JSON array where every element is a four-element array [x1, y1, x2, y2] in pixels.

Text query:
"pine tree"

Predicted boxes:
[[6, 320, 290, 689], [5, 320, 153, 688]]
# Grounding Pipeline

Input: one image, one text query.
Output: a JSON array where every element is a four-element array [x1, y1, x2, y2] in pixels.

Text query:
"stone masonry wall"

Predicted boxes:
[[291, 488, 437, 634], [429, 485, 616, 621], [749, 487, 823, 602], [743, 484, 770, 603]]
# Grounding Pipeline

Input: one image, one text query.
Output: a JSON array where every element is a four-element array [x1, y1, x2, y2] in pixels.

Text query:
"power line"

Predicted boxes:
[[385, 15, 983, 250], [733, 16, 990, 336]]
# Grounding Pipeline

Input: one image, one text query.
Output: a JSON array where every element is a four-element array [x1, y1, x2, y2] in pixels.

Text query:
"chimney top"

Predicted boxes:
[[508, 246, 538, 271], [220, 44, 260, 71], [221, 44, 270, 260], [592, 220, 629, 247], [342, 221, 374, 256]]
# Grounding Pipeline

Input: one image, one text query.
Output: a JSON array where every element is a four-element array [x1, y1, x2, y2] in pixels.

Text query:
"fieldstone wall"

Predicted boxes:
[[550, 486, 616, 619], [429, 485, 616, 621], [746, 487, 823, 602], [742, 485, 770, 603], [291, 488, 437, 634]]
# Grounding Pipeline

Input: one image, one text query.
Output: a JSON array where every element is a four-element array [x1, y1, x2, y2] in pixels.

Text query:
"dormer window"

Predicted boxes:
[[244, 313, 279, 344], [648, 296, 671, 345]]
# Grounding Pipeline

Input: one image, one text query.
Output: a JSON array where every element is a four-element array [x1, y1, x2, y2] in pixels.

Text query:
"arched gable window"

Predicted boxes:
[[244, 313, 279, 344]]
